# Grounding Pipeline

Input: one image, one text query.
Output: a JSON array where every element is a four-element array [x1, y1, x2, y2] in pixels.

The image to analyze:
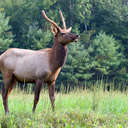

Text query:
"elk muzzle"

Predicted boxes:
[[73, 34, 80, 42]]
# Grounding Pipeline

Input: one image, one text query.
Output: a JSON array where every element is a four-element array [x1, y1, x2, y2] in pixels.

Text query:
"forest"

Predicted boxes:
[[0, 0, 128, 89]]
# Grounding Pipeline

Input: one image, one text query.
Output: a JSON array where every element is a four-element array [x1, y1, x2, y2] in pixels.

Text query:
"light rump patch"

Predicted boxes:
[[0, 10, 79, 114]]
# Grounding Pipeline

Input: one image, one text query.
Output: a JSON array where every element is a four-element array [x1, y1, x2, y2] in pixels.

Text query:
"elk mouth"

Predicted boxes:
[[74, 38, 78, 42]]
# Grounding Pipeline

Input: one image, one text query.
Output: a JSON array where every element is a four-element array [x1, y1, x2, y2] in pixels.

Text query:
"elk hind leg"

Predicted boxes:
[[2, 76, 16, 114]]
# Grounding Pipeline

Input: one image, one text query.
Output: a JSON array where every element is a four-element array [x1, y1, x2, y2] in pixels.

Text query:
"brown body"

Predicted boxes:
[[0, 10, 79, 114]]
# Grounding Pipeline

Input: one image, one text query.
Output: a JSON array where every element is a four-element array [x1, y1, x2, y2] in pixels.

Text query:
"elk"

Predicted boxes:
[[0, 10, 79, 114]]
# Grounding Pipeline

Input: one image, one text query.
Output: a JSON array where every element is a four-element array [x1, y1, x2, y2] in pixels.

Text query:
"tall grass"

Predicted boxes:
[[1, 83, 128, 127]]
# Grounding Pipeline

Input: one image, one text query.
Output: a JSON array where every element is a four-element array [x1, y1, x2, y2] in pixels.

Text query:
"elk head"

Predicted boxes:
[[42, 10, 79, 45]]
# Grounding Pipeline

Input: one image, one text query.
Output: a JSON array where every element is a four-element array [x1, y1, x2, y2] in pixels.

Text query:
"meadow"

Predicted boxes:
[[0, 87, 128, 128]]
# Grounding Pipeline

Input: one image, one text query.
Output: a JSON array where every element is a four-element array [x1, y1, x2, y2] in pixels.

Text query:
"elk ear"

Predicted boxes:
[[50, 24, 59, 35], [66, 27, 72, 33]]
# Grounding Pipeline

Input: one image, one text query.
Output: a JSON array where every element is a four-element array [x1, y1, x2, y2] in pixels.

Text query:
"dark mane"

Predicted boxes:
[[53, 43, 68, 67]]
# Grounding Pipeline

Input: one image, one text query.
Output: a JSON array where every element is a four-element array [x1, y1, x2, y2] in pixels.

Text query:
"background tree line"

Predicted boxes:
[[0, 0, 128, 89]]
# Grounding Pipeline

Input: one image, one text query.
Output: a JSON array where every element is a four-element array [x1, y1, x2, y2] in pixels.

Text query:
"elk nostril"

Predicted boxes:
[[76, 34, 80, 38]]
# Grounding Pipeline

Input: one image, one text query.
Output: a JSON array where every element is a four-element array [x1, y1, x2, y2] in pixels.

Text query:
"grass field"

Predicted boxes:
[[0, 88, 128, 128]]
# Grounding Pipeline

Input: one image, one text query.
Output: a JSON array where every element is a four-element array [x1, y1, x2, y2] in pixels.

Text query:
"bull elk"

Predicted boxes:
[[0, 10, 79, 114]]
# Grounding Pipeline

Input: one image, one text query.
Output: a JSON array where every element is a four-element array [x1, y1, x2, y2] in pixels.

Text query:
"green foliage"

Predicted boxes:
[[90, 31, 122, 76], [60, 31, 122, 84], [89, 0, 128, 56], [26, 24, 52, 49], [60, 41, 94, 84], [0, 9, 13, 52]]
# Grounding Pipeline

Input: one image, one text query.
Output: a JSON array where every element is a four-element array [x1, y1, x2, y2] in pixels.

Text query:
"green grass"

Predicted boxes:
[[1, 89, 128, 128]]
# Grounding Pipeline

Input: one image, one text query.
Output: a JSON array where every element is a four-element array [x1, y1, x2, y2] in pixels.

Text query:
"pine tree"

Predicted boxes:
[[0, 9, 13, 52]]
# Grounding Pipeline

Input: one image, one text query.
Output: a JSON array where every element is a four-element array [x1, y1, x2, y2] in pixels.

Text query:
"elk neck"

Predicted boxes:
[[50, 39, 68, 71]]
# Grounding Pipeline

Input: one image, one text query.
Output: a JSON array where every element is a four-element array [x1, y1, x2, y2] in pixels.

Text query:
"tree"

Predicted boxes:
[[59, 41, 92, 85], [89, 0, 128, 56], [0, 8, 13, 52], [59, 31, 123, 85], [25, 24, 52, 50], [0, 0, 127, 86], [89, 31, 123, 80]]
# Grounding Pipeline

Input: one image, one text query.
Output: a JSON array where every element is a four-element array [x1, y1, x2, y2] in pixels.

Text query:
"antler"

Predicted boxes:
[[42, 10, 72, 32], [59, 10, 66, 29], [42, 10, 61, 30]]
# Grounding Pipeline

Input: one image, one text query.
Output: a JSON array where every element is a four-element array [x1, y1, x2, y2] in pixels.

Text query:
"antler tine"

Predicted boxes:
[[42, 10, 61, 30], [59, 10, 66, 29]]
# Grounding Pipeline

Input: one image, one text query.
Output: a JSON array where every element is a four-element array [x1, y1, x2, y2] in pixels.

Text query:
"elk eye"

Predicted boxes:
[[61, 33, 65, 36]]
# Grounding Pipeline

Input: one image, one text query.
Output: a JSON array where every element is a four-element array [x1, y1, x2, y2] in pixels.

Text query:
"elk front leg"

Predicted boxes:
[[2, 86, 9, 114], [32, 80, 42, 113], [48, 81, 55, 112]]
